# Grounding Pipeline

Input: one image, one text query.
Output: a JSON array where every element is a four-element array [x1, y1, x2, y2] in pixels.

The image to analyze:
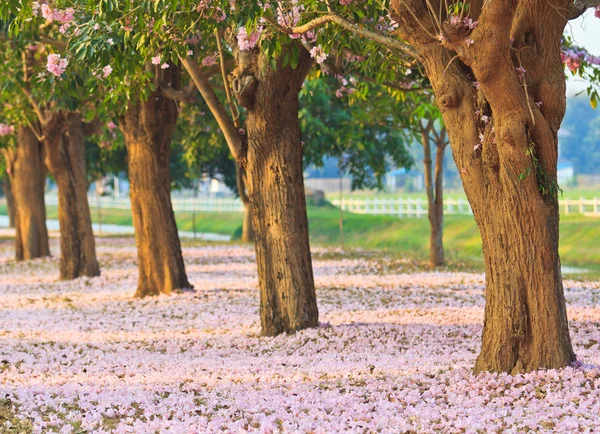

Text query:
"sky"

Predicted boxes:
[[566, 10, 600, 95]]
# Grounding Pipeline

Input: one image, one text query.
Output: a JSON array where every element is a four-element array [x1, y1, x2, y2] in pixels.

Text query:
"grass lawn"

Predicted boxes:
[[1, 201, 599, 278]]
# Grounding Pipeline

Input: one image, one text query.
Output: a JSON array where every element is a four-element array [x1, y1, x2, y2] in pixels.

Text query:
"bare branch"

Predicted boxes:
[[180, 56, 244, 163], [215, 30, 241, 128], [264, 14, 418, 59]]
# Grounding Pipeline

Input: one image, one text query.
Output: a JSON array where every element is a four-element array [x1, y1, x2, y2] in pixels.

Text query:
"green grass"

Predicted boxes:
[[2, 201, 600, 278]]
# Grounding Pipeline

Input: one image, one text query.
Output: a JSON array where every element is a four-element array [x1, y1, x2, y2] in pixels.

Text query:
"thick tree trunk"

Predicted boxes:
[[2, 175, 16, 228], [233, 48, 319, 336], [3, 126, 50, 260], [120, 68, 192, 297], [44, 113, 99, 279], [392, 0, 575, 372]]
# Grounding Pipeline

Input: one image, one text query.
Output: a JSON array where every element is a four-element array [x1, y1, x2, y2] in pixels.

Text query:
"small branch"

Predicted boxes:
[[180, 55, 244, 162], [215, 30, 241, 127], [161, 82, 197, 102], [38, 36, 67, 50], [21, 86, 47, 126]]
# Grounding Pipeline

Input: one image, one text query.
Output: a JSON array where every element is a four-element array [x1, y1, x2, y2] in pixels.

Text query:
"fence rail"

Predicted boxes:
[[2, 196, 599, 218], [330, 197, 600, 218], [330, 198, 472, 218], [44, 196, 246, 213]]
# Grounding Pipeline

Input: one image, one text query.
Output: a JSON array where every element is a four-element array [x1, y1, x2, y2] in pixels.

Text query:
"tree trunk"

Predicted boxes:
[[430, 141, 446, 266], [44, 113, 100, 279], [119, 67, 192, 297], [241, 200, 254, 243], [422, 124, 446, 268], [3, 126, 50, 260], [236, 162, 254, 243], [392, 0, 575, 372], [2, 175, 16, 228], [232, 47, 319, 336]]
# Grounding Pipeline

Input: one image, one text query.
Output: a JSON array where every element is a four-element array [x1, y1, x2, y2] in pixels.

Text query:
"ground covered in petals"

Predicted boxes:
[[2, 237, 600, 433]]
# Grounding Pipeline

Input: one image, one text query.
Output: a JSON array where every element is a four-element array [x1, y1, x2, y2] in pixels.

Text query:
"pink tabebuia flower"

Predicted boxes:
[[46, 54, 68, 77], [310, 45, 327, 64], [237, 27, 262, 51], [0, 123, 15, 136], [102, 65, 113, 78]]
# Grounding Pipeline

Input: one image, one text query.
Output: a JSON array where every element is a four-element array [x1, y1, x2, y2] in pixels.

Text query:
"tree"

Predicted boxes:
[[75, 1, 322, 334], [0, 11, 100, 278], [283, 0, 600, 372], [418, 112, 449, 268], [0, 122, 50, 260]]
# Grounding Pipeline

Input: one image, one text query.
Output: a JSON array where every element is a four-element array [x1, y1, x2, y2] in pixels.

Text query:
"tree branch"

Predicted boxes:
[[569, 0, 600, 19], [264, 14, 418, 59], [180, 56, 244, 163], [161, 81, 197, 102]]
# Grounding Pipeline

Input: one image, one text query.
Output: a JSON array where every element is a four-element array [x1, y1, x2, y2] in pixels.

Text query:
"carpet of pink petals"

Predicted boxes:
[[2, 237, 600, 433]]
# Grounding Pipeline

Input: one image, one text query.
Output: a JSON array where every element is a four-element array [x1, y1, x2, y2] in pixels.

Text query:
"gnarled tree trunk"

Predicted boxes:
[[44, 113, 99, 279], [392, 0, 575, 372], [120, 67, 191, 297], [232, 48, 318, 336], [3, 126, 50, 260], [2, 174, 15, 228], [421, 122, 447, 268]]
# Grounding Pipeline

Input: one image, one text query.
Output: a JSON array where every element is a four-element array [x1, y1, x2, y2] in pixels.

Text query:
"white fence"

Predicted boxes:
[[330, 198, 472, 218], [330, 197, 600, 218], [4, 196, 599, 218], [44, 196, 245, 213]]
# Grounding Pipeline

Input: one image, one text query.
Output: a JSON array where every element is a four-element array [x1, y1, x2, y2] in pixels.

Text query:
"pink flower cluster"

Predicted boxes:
[[237, 26, 263, 51], [46, 53, 68, 77], [309, 45, 327, 64], [0, 123, 15, 136], [561, 47, 600, 73], [449, 15, 478, 30]]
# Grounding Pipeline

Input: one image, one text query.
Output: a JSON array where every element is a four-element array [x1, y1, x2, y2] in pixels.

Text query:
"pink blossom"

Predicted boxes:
[[46, 54, 68, 77], [102, 65, 112, 78], [0, 123, 15, 136], [107, 121, 117, 131], [237, 26, 262, 51], [151, 55, 161, 65], [201, 56, 216, 67], [310, 45, 327, 64], [161, 63, 170, 70], [340, 0, 353, 4]]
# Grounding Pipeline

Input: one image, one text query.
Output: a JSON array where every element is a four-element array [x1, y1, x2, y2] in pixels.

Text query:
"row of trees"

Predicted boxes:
[[1, 1, 599, 374]]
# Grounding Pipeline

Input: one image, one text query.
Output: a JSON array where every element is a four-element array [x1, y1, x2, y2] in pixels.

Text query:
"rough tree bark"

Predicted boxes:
[[421, 121, 448, 268], [119, 66, 192, 297], [392, 0, 576, 372], [2, 126, 50, 260], [2, 174, 16, 228], [44, 113, 100, 279], [230, 47, 319, 336]]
